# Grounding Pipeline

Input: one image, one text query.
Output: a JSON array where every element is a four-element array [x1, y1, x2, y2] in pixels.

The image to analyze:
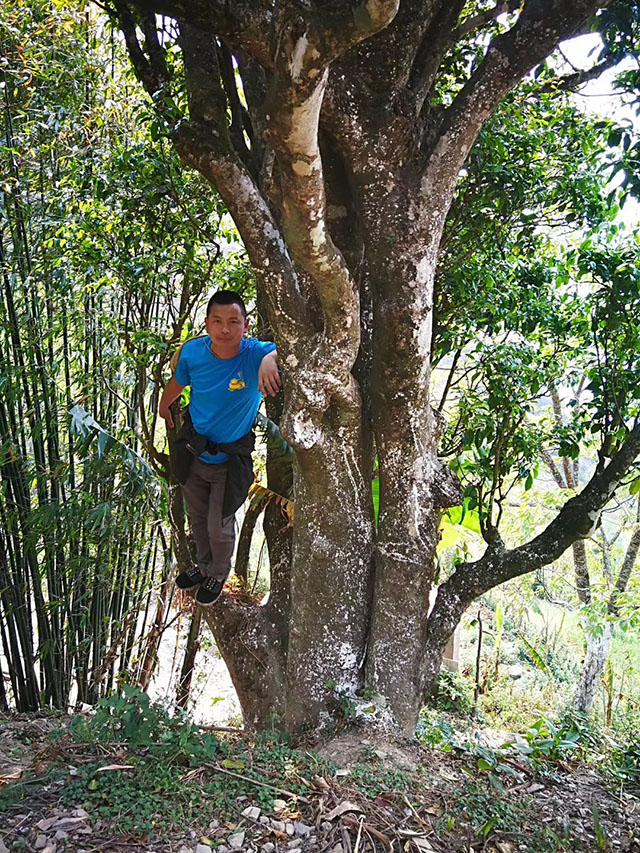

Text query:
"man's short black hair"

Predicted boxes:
[[206, 290, 248, 318]]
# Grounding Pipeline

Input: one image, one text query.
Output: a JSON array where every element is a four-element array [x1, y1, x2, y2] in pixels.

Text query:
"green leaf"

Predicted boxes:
[[221, 758, 245, 770], [519, 635, 549, 671], [371, 476, 380, 525], [97, 431, 116, 459]]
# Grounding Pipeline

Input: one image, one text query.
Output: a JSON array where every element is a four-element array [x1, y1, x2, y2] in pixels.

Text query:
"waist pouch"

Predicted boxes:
[[170, 409, 255, 517]]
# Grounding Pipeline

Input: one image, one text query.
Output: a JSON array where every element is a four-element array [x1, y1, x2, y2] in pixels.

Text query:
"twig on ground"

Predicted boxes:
[[199, 724, 248, 734], [204, 762, 311, 803], [343, 815, 393, 853]]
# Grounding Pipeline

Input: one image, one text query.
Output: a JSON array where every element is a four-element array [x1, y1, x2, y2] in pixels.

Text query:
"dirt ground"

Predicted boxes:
[[1, 715, 638, 853]]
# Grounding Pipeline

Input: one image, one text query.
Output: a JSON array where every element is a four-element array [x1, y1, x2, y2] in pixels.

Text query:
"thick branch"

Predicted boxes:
[[128, 0, 275, 68], [423, 0, 606, 191], [110, 1, 169, 97], [410, 1, 468, 107], [261, 3, 399, 439], [218, 42, 257, 177], [426, 424, 640, 657], [172, 21, 311, 358]]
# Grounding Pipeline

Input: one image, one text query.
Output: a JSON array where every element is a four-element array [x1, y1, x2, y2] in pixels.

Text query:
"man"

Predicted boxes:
[[159, 291, 280, 605]]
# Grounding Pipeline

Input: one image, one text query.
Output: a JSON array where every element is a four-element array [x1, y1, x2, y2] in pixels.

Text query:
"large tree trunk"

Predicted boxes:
[[364, 221, 460, 730], [284, 404, 375, 731]]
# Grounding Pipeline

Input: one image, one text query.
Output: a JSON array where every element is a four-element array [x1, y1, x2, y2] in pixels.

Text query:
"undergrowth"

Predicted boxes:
[[49, 686, 322, 838]]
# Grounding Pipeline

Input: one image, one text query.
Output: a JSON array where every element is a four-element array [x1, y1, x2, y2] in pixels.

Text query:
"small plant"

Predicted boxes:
[[511, 715, 584, 767], [349, 763, 411, 797], [433, 669, 474, 715], [325, 680, 358, 722], [71, 685, 220, 762], [608, 735, 640, 789], [441, 780, 567, 852], [416, 708, 458, 749], [471, 744, 524, 792]]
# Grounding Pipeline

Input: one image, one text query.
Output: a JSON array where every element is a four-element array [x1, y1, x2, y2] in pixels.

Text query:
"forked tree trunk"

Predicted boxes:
[[573, 524, 640, 713], [113, 0, 622, 736]]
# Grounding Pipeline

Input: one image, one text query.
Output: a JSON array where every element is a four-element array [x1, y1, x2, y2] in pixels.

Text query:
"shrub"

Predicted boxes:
[[433, 669, 474, 715]]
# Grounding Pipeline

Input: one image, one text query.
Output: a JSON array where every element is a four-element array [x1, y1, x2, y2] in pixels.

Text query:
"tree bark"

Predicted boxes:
[[285, 405, 375, 731], [573, 622, 613, 714]]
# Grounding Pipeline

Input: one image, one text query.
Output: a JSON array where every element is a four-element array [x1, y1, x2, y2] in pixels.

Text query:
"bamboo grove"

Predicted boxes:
[[0, 0, 240, 710]]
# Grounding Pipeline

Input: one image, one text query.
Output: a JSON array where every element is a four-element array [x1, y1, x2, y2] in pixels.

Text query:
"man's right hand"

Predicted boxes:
[[159, 405, 174, 428], [158, 376, 185, 429]]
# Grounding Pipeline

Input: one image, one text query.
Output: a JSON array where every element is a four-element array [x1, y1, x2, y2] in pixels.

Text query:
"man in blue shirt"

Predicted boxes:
[[159, 291, 280, 605]]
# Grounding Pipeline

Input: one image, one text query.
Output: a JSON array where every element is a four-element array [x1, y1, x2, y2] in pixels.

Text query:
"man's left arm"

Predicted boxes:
[[258, 350, 281, 397]]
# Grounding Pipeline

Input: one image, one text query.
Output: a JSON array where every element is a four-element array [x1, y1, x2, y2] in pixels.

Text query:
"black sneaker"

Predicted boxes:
[[175, 566, 204, 590], [195, 576, 224, 606]]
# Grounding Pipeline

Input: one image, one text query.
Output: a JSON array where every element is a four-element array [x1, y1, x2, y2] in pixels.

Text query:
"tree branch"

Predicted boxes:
[[217, 42, 258, 178], [426, 423, 640, 664], [110, 1, 169, 98], [608, 523, 640, 616], [128, 0, 276, 68], [455, 0, 522, 39], [541, 447, 567, 489], [422, 0, 606, 192], [542, 53, 627, 91], [257, 1, 399, 442]]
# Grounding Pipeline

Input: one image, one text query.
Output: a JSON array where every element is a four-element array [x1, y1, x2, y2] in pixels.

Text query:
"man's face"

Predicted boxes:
[[205, 302, 249, 355]]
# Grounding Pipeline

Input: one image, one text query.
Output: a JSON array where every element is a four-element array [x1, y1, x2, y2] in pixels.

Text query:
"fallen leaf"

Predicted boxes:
[[424, 804, 444, 817], [53, 817, 89, 829], [312, 776, 330, 791], [410, 840, 434, 852], [324, 801, 363, 822], [0, 769, 22, 786], [495, 843, 515, 853], [36, 818, 58, 832], [95, 764, 135, 773], [221, 759, 245, 770]]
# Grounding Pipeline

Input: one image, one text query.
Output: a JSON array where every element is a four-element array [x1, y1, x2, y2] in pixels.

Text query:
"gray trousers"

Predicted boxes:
[[180, 458, 235, 581]]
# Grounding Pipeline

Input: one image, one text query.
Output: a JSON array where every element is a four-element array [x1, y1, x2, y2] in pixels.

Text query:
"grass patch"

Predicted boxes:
[[442, 780, 568, 852]]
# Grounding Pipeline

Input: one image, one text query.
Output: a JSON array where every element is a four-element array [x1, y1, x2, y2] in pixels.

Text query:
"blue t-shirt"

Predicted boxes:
[[174, 336, 276, 463]]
